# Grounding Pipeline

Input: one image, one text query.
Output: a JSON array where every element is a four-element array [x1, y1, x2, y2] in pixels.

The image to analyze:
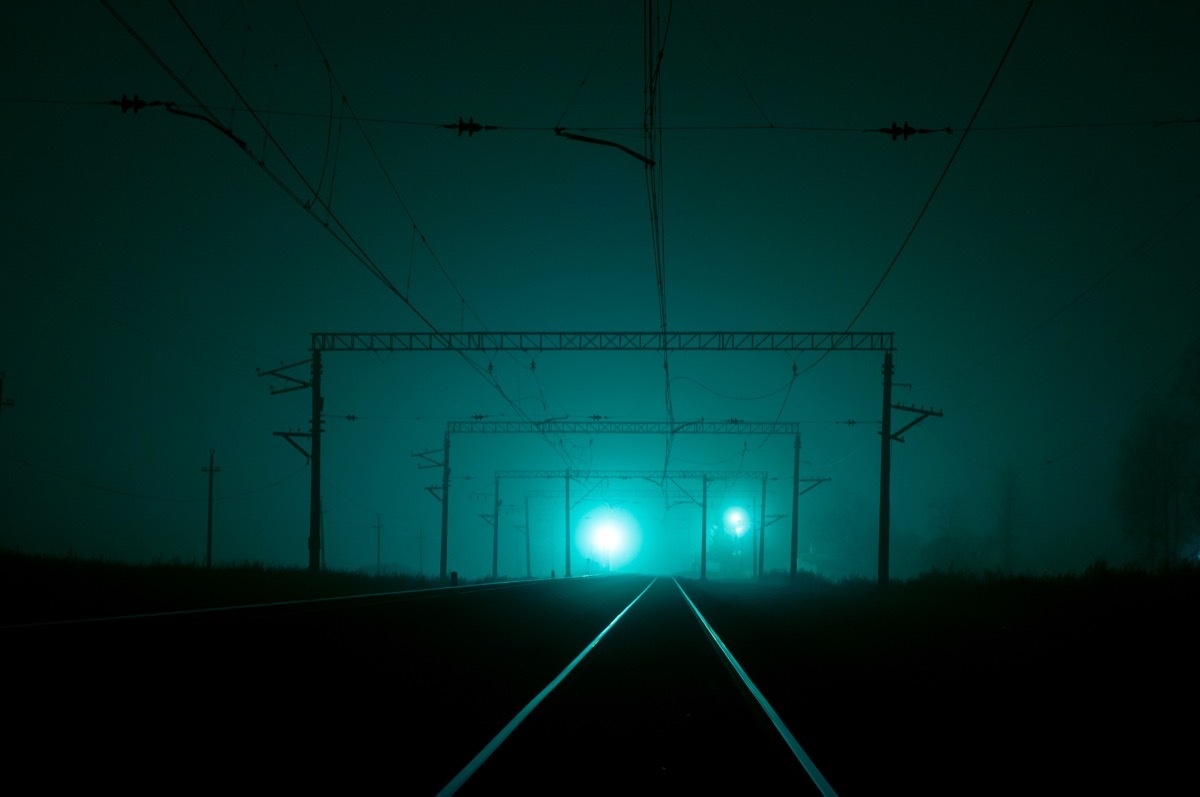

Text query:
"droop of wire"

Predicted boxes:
[[799, 0, 1036, 380]]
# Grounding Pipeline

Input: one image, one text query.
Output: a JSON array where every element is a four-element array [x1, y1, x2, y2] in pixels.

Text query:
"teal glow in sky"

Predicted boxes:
[[1, 1, 1198, 578]]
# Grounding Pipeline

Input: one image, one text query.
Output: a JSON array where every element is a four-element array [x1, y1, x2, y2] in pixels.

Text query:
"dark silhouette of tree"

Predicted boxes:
[[988, 464, 1020, 574], [923, 496, 985, 573], [1115, 345, 1200, 568], [811, 498, 875, 579], [1176, 344, 1200, 534]]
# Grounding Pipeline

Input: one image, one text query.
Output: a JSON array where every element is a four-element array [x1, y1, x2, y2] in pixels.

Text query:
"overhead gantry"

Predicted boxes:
[[258, 330, 911, 581]]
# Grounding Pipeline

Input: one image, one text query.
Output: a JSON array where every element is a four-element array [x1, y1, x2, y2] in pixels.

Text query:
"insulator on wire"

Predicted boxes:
[[875, 120, 953, 141], [442, 116, 496, 137]]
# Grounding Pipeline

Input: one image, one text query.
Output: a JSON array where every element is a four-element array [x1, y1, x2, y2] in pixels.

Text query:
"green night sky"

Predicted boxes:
[[1, 1, 1197, 578]]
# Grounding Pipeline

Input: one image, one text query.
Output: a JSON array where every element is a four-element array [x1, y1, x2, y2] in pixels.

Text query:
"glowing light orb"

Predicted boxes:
[[594, 520, 622, 552], [577, 506, 643, 570], [723, 506, 749, 536]]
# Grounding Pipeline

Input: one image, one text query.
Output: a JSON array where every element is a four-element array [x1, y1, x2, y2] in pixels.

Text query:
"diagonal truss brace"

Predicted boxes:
[[412, 448, 443, 469], [797, 476, 832, 497], [890, 403, 945, 443], [257, 359, 312, 395], [413, 448, 445, 504], [273, 431, 312, 462], [260, 361, 316, 463]]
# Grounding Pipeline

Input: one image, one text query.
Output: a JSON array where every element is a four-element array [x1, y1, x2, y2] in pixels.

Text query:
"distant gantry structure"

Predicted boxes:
[[423, 421, 808, 580], [258, 330, 912, 581], [488, 469, 770, 581]]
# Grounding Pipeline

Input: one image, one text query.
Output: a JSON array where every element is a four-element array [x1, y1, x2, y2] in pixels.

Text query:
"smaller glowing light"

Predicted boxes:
[[723, 506, 748, 536]]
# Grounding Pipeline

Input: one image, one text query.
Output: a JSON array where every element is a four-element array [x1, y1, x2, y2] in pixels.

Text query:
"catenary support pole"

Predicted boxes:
[[202, 449, 219, 568], [309, 350, 323, 573], [879, 350, 894, 585], [700, 475, 709, 580], [440, 431, 450, 580], [564, 469, 571, 577], [492, 474, 500, 579], [759, 475, 767, 577], [790, 432, 800, 579]]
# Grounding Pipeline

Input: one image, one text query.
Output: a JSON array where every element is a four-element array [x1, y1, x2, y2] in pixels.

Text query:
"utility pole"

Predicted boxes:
[[441, 432, 450, 580], [524, 496, 532, 579], [409, 442, 448, 580], [879, 351, 894, 585], [564, 469, 571, 577], [375, 513, 383, 576], [758, 475, 767, 577], [201, 449, 220, 568], [790, 432, 801, 579], [309, 350, 323, 573], [257, 357, 321, 573], [700, 475, 709, 580], [877, 349, 943, 585], [492, 474, 501, 579]]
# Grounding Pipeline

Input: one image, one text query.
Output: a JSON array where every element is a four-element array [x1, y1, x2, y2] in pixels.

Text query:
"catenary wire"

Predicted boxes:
[[795, 0, 1036, 381]]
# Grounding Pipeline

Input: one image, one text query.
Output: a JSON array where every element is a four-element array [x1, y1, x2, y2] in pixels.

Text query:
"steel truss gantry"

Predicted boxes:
[[262, 330, 904, 580], [312, 331, 893, 353], [446, 420, 800, 435], [499, 469, 768, 480]]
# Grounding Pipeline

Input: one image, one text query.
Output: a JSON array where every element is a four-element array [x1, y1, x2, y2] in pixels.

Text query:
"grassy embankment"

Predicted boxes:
[[0, 548, 442, 625]]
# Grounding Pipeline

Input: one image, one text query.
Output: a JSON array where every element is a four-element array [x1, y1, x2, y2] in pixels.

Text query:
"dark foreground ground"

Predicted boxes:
[[684, 566, 1199, 795], [3, 551, 1196, 794]]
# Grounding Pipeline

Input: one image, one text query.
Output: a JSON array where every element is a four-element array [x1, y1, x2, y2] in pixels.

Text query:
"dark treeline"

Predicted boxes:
[[1116, 342, 1200, 568], [0, 549, 441, 624]]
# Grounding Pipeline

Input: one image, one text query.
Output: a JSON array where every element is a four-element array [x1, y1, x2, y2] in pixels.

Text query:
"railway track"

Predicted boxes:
[[10, 567, 1194, 794], [442, 577, 836, 795], [6, 575, 837, 794]]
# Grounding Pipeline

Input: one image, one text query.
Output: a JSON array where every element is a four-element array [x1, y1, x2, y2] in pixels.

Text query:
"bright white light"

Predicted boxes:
[[594, 520, 621, 552], [576, 506, 643, 570], [723, 506, 749, 536]]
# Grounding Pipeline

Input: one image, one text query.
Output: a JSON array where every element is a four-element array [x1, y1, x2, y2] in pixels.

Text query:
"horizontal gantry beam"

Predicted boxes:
[[498, 469, 769, 481], [446, 419, 800, 435], [311, 331, 893, 352], [519, 489, 719, 499]]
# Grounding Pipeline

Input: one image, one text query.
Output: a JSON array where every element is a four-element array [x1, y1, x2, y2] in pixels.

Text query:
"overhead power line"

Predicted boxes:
[[295, 1, 596, 471], [1, 450, 306, 502], [644, 0, 676, 479], [11, 95, 1195, 138], [839, 0, 1037, 336], [102, 0, 587, 471], [796, 0, 1036, 383]]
